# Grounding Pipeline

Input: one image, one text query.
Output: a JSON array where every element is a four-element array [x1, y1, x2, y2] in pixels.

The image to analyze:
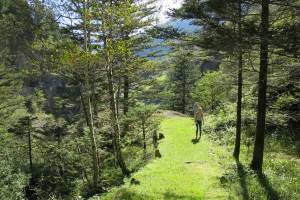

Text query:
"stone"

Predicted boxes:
[[155, 149, 162, 158]]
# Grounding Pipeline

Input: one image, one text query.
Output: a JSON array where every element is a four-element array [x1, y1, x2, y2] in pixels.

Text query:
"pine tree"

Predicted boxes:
[[171, 0, 253, 159], [48, 0, 101, 189], [169, 50, 198, 113], [250, 0, 270, 174], [233, 0, 243, 160]]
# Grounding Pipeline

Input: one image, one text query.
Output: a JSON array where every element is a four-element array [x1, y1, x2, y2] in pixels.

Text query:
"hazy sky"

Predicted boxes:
[[50, 0, 184, 26], [155, 0, 183, 24]]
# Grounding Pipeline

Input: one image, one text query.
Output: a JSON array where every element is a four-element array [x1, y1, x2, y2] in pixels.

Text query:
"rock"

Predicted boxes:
[[130, 178, 140, 185], [220, 176, 227, 184], [158, 133, 165, 140], [155, 149, 162, 158]]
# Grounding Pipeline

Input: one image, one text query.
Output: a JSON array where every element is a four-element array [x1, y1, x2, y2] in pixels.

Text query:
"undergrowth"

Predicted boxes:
[[204, 103, 300, 200]]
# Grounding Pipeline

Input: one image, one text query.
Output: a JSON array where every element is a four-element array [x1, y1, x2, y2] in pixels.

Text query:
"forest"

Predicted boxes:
[[0, 0, 299, 199]]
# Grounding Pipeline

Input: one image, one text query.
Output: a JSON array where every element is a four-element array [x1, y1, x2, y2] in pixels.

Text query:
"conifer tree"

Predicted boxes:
[[169, 50, 198, 113], [171, 0, 252, 159]]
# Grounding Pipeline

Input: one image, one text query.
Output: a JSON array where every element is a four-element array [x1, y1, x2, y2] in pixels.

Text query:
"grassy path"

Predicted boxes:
[[101, 117, 236, 200]]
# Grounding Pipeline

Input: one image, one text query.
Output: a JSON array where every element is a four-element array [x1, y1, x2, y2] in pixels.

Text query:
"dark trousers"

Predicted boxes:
[[195, 120, 202, 138]]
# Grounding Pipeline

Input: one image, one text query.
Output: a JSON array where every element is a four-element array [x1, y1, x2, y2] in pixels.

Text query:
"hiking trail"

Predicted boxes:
[[101, 116, 237, 200]]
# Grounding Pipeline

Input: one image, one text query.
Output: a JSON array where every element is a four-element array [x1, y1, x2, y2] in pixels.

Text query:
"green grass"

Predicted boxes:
[[99, 117, 235, 200], [204, 114, 300, 200], [98, 115, 300, 200]]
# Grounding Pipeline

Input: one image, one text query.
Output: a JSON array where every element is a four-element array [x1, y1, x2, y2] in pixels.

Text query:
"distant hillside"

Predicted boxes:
[[137, 19, 198, 58], [139, 19, 220, 72]]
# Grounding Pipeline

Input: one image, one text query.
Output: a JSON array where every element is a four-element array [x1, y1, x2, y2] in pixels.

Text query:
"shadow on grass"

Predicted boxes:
[[111, 189, 203, 200], [191, 138, 200, 144], [257, 173, 280, 200], [163, 191, 202, 200], [235, 159, 250, 200], [113, 188, 155, 200], [234, 159, 280, 200]]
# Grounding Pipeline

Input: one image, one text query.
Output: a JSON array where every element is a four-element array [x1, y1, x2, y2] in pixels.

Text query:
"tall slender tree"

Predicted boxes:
[[233, 0, 243, 160], [250, 0, 270, 173], [171, 0, 253, 159], [82, 0, 100, 187], [54, 0, 101, 188], [101, 0, 131, 176]]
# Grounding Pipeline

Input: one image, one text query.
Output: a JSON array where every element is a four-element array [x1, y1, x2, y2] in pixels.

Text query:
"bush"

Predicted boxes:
[[0, 132, 28, 200]]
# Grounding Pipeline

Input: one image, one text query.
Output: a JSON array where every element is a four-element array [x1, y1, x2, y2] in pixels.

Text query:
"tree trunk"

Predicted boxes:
[[87, 96, 100, 186], [107, 66, 131, 176], [80, 91, 100, 188], [123, 75, 129, 115], [122, 75, 129, 137], [103, 0, 130, 176], [91, 69, 98, 120], [27, 116, 33, 175], [233, 0, 243, 161], [82, 0, 100, 188], [251, 0, 269, 174], [122, 76, 130, 137], [233, 52, 243, 160], [123, 32, 130, 116], [122, 32, 130, 137], [116, 77, 121, 118], [142, 119, 146, 151]]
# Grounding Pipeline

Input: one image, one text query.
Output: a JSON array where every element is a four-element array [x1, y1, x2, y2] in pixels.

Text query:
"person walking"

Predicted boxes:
[[194, 103, 204, 139]]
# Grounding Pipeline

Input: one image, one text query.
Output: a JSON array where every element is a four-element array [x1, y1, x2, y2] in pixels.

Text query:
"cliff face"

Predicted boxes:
[[22, 71, 80, 119], [200, 53, 223, 73], [200, 60, 220, 73]]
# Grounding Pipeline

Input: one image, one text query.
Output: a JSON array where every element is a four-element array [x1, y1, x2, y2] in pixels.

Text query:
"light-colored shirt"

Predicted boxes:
[[194, 109, 204, 121]]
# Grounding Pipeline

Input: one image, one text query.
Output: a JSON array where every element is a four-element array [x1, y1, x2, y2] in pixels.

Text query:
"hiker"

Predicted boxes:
[[194, 103, 204, 139]]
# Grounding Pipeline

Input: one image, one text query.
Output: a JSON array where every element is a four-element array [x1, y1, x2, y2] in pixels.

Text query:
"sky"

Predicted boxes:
[[49, 0, 184, 27], [155, 0, 183, 24]]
